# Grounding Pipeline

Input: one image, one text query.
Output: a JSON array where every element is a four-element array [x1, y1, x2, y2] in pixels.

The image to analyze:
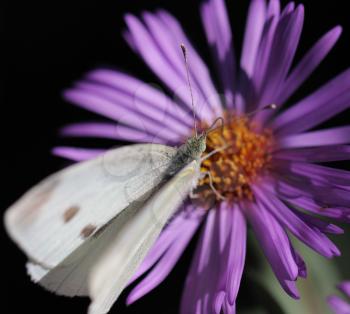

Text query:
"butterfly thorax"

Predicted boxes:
[[167, 133, 206, 175]]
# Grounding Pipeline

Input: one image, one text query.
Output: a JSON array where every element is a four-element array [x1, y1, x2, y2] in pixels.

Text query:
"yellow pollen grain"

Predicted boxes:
[[198, 114, 274, 202]]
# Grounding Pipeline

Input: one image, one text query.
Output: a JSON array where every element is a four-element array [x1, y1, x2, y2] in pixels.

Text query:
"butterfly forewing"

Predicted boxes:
[[5, 144, 177, 269]]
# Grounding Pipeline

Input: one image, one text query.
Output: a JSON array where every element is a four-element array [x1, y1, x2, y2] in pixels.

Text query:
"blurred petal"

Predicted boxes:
[[240, 0, 266, 78], [273, 145, 350, 163], [127, 214, 200, 304], [87, 69, 193, 129], [327, 296, 350, 314], [278, 126, 350, 149], [60, 122, 169, 144], [246, 202, 299, 291], [254, 186, 340, 258], [338, 282, 350, 298], [52, 147, 105, 161], [278, 26, 342, 104], [64, 88, 181, 142], [201, 0, 236, 107], [273, 68, 350, 135]]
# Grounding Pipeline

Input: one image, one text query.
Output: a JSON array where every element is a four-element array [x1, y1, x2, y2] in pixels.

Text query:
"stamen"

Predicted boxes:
[[197, 112, 274, 203]]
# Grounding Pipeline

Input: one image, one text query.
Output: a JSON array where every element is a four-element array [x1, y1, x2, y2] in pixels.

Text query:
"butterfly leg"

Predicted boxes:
[[200, 143, 232, 162], [201, 171, 226, 201]]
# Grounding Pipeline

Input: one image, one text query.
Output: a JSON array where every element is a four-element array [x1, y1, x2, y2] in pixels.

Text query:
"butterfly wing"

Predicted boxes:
[[28, 160, 200, 314], [4, 144, 176, 269]]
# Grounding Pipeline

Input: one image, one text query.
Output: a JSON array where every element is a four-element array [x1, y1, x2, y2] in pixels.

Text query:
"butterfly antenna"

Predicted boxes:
[[245, 103, 277, 119], [181, 43, 197, 137]]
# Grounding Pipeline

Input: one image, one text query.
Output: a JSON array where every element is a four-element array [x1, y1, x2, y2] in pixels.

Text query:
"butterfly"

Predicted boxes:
[[4, 44, 226, 314]]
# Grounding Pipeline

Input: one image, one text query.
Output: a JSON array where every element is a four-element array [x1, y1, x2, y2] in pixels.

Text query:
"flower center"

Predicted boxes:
[[198, 113, 274, 203]]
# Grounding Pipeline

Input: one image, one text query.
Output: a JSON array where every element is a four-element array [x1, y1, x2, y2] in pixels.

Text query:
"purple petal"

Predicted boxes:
[[278, 194, 350, 222], [266, 175, 350, 221], [64, 88, 181, 142], [277, 26, 342, 105], [273, 145, 350, 163], [268, 173, 350, 215], [278, 126, 350, 149], [273, 68, 350, 135], [267, 0, 280, 18], [75, 81, 188, 137], [240, 0, 266, 78], [125, 13, 221, 123], [255, 5, 304, 123], [181, 210, 217, 314], [275, 161, 350, 187], [226, 206, 247, 305], [52, 147, 105, 161], [254, 185, 340, 258], [338, 282, 350, 298], [200, 0, 236, 107], [291, 247, 307, 278], [143, 12, 221, 117], [127, 215, 200, 304], [87, 69, 194, 128], [252, 16, 278, 99], [181, 206, 246, 314], [290, 208, 344, 235], [60, 122, 169, 144], [246, 202, 298, 282], [129, 211, 202, 285], [327, 296, 350, 314]]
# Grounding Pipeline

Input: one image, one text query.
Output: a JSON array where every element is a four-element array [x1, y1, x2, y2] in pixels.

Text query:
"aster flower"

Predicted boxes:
[[328, 282, 350, 314], [54, 0, 350, 312]]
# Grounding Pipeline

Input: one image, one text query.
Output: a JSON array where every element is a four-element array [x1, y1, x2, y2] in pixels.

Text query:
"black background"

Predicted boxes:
[[2, 0, 350, 313]]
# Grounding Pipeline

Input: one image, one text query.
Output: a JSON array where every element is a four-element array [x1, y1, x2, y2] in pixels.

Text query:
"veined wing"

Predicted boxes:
[[27, 160, 200, 314], [4, 144, 176, 269]]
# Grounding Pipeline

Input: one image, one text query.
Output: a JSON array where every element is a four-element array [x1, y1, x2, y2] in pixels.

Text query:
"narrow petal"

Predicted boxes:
[[60, 122, 169, 144], [246, 203, 300, 298], [291, 247, 307, 278], [327, 296, 350, 314], [256, 5, 304, 123], [181, 210, 217, 314], [290, 208, 344, 235], [279, 194, 350, 222], [143, 12, 221, 118], [226, 206, 247, 305], [278, 126, 350, 149], [87, 69, 193, 128], [240, 0, 267, 78], [267, 0, 280, 18], [265, 176, 350, 221], [275, 161, 350, 187], [338, 282, 350, 298], [64, 88, 181, 142], [181, 206, 246, 314], [254, 186, 340, 258], [246, 202, 299, 282], [273, 145, 350, 163], [201, 0, 236, 107], [273, 68, 350, 135], [127, 215, 200, 304], [75, 81, 188, 137], [129, 211, 202, 285], [277, 26, 342, 104], [125, 13, 220, 122], [52, 147, 105, 161]]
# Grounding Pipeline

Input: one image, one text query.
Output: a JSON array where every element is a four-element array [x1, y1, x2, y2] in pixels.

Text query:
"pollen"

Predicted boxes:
[[198, 114, 274, 203]]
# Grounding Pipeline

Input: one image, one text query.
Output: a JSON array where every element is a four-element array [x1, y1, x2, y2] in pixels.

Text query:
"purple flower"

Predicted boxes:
[[55, 0, 350, 312], [328, 282, 350, 314]]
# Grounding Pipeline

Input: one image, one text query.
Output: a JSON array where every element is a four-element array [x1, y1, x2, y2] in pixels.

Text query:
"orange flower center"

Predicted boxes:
[[198, 113, 274, 203]]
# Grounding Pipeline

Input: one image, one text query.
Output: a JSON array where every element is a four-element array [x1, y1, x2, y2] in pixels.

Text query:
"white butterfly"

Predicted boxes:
[[4, 45, 225, 314], [5, 135, 212, 313]]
